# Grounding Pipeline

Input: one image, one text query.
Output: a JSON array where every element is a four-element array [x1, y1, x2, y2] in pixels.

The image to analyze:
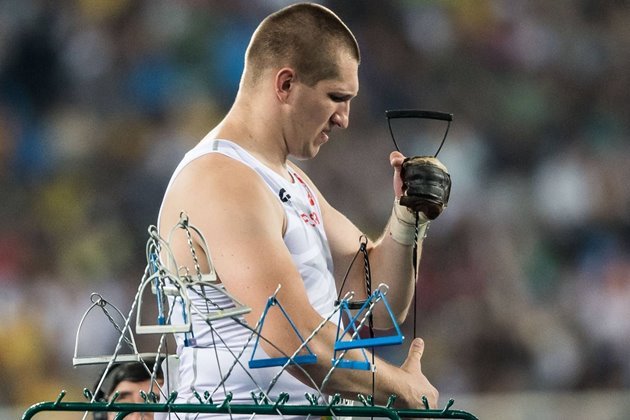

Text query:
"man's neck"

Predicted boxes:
[[212, 103, 292, 180]]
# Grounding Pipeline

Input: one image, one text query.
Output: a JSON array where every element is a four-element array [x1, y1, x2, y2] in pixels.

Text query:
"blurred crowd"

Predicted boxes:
[[1, 0, 629, 412]]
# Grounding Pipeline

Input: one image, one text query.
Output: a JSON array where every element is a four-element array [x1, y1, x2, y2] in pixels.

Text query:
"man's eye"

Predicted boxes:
[[329, 94, 345, 102]]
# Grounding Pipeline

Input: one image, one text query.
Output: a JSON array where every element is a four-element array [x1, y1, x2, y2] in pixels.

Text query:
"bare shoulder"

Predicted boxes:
[[160, 153, 283, 235]]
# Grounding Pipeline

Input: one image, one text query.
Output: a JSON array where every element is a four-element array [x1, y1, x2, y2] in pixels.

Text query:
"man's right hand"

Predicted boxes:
[[400, 156, 451, 220]]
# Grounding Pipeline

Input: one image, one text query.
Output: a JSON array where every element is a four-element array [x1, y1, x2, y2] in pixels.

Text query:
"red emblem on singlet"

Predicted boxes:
[[291, 173, 319, 227], [294, 173, 316, 206], [301, 211, 320, 227]]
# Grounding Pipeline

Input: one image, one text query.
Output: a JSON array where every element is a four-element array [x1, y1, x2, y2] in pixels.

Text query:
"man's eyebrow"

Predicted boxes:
[[114, 391, 134, 399], [330, 92, 356, 101]]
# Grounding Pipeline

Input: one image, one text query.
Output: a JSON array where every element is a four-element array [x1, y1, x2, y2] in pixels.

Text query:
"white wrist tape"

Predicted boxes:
[[389, 198, 430, 245]]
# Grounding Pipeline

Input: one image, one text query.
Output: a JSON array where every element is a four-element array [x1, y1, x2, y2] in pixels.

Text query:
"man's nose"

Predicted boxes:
[[331, 109, 349, 129]]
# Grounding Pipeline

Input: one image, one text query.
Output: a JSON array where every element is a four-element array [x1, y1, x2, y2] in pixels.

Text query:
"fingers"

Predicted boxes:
[[390, 151, 405, 198], [400, 337, 424, 372], [408, 337, 425, 362], [389, 151, 405, 168], [424, 383, 439, 409], [405, 155, 449, 173], [409, 337, 425, 360], [399, 338, 439, 409]]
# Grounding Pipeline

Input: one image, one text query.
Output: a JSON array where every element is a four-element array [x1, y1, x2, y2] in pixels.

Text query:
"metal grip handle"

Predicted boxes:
[[385, 108, 453, 157], [385, 109, 453, 121]]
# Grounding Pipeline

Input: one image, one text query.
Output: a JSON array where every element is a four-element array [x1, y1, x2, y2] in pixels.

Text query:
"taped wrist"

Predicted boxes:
[[389, 198, 430, 246]]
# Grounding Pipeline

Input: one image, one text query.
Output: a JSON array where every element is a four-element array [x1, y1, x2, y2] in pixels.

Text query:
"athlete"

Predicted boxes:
[[157, 3, 447, 417]]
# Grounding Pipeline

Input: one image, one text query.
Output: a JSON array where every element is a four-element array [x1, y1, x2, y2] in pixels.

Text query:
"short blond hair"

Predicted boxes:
[[244, 3, 360, 87]]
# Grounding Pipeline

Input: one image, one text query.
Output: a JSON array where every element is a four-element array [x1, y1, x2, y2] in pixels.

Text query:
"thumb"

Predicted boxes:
[[390, 151, 406, 168], [390, 151, 406, 198], [400, 338, 425, 372]]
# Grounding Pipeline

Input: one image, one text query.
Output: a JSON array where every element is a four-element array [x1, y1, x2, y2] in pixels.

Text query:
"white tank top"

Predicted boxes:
[[156, 137, 339, 419]]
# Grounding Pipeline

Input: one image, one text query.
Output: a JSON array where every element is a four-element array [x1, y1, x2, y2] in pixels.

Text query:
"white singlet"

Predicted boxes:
[[156, 137, 339, 419]]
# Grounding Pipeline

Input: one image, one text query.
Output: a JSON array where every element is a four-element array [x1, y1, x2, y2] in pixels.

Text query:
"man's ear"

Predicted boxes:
[[275, 68, 296, 103]]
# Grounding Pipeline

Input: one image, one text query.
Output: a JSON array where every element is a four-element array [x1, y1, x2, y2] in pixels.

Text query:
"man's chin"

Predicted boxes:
[[292, 146, 321, 161]]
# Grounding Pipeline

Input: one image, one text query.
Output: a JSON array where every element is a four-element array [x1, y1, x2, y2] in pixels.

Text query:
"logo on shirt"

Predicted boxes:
[[301, 211, 321, 227], [279, 188, 291, 203]]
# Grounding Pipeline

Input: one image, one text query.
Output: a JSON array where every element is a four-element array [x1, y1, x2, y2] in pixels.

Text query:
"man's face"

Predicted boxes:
[[107, 379, 159, 420], [283, 52, 359, 160]]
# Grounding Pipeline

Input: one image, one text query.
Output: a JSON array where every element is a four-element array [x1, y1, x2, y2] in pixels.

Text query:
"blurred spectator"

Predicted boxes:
[[93, 359, 164, 420]]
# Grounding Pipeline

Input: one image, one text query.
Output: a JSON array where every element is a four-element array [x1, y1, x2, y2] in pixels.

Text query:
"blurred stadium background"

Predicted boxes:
[[1, 0, 629, 418]]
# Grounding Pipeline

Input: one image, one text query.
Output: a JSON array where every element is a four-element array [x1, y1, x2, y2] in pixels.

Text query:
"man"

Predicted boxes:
[[157, 2, 447, 416], [94, 361, 163, 420]]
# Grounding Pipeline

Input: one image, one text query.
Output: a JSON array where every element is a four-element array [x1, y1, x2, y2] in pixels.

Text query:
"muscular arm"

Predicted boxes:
[[159, 154, 437, 408], [291, 152, 422, 329], [319, 199, 419, 328]]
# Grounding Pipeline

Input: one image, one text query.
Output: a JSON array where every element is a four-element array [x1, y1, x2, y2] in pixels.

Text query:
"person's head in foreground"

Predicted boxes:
[[94, 360, 163, 420]]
